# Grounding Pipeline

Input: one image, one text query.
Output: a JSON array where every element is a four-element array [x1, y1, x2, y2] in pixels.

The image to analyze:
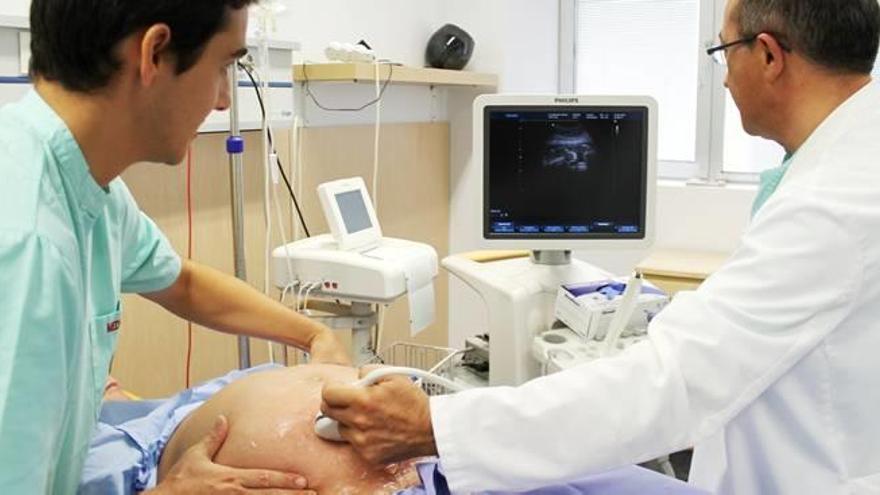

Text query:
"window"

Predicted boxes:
[[722, 94, 785, 175], [564, 0, 803, 183], [575, 0, 700, 164]]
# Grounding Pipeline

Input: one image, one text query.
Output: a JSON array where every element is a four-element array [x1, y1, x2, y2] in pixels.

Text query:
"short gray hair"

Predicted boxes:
[[735, 0, 880, 74]]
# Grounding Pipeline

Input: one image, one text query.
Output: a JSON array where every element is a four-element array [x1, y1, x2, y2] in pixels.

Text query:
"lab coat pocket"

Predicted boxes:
[[89, 305, 122, 406]]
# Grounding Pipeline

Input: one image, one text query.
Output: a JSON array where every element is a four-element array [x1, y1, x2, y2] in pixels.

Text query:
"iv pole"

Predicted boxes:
[[226, 66, 251, 370]]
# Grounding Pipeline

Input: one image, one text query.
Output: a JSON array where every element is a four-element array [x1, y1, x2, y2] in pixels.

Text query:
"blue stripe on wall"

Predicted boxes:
[[0, 76, 31, 84]]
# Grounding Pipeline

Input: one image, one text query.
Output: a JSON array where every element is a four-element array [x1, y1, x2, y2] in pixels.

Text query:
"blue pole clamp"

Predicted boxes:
[[226, 136, 245, 154]]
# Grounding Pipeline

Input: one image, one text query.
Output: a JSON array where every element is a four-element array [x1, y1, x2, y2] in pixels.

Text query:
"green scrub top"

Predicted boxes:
[[0, 91, 182, 493], [751, 153, 795, 218]]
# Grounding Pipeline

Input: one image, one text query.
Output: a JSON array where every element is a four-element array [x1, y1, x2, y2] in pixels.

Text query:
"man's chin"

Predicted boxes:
[[167, 137, 197, 165], [740, 119, 760, 138], [163, 150, 188, 166]]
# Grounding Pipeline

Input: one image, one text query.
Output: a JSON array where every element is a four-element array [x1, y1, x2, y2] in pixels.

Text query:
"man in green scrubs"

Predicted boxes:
[[0, 1, 347, 493]]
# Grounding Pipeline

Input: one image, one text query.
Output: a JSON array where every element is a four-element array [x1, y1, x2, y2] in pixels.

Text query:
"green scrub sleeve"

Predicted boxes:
[[118, 187, 183, 295]]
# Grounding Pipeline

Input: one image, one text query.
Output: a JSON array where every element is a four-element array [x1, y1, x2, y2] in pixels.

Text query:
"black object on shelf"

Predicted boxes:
[[426, 24, 475, 71]]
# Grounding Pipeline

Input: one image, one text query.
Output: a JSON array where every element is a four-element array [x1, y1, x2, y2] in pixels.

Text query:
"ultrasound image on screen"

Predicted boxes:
[[336, 190, 373, 234], [485, 107, 647, 238], [542, 124, 597, 172]]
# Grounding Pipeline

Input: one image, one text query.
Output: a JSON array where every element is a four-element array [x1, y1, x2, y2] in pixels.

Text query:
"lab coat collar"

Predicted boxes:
[[777, 81, 880, 188], [20, 90, 109, 227]]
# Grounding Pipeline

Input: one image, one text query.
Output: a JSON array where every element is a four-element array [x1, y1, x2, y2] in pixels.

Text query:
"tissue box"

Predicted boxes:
[[555, 278, 668, 341]]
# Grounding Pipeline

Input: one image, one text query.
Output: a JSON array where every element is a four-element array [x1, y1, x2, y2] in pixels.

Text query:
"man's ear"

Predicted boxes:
[[139, 24, 173, 87], [757, 32, 786, 82]]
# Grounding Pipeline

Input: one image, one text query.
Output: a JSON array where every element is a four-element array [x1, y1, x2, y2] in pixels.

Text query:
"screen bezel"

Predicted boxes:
[[474, 94, 657, 251], [317, 177, 383, 251], [483, 104, 649, 241]]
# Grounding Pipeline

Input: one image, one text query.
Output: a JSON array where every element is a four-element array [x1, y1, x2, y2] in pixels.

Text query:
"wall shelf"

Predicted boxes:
[[0, 16, 28, 29], [294, 62, 498, 88]]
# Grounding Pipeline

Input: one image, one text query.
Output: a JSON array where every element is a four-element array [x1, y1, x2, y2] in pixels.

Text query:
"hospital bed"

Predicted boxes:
[[81, 356, 707, 495]]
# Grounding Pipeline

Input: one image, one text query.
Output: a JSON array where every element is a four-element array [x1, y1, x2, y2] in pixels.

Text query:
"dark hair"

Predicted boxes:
[[29, 0, 259, 92], [736, 0, 880, 74]]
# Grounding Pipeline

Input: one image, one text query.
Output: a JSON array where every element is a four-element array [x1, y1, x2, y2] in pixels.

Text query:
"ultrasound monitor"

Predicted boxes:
[[474, 94, 657, 252]]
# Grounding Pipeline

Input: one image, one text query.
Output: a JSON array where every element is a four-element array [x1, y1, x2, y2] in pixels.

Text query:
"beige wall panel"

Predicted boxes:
[[112, 123, 450, 398], [114, 131, 286, 398]]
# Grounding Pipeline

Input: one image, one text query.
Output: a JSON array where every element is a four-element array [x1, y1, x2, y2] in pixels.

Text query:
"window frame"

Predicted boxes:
[[560, 0, 757, 185]]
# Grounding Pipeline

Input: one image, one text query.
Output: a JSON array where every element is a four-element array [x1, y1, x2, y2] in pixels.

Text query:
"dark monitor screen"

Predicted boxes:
[[484, 106, 649, 240]]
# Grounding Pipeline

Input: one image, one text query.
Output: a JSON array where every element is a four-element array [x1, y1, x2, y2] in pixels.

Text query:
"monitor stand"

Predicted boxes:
[[443, 249, 610, 386], [531, 250, 572, 266]]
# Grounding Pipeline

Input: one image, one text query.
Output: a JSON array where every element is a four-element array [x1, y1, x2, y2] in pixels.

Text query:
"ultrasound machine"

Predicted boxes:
[[444, 94, 659, 387]]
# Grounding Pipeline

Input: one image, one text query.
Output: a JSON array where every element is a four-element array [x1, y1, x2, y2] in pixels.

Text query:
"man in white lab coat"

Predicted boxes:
[[321, 0, 880, 493]]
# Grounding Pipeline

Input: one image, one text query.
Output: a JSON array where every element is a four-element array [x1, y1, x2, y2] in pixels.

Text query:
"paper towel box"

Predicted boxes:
[[555, 278, 669, 341]]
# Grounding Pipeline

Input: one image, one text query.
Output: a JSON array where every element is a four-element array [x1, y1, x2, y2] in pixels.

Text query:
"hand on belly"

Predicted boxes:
[[161, 364, 421, 494]]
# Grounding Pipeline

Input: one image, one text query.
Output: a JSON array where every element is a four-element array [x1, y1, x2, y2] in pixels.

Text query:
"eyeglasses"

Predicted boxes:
[[706, 35, 758, 66]]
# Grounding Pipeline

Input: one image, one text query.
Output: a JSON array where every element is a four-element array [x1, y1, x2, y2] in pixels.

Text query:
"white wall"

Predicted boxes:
[[280, 0, 441, 66], [3, 0, 442, 61], [0, 0, 758, 349], [2, 1, 28, 17], [265, 1, 452, 127], [0, 10, 30, 108], [442, 0, 562, 348]]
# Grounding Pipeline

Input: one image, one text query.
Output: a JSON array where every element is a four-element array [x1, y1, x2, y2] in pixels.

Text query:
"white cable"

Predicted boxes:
[[237, 57, 276, 364], [304, 282, 319, 311], [246, 55, 275, 365], [251, 60, 296, 367], [264, 119, 295, 293], [279, 283, 296, 307], [371, 59, 382, 211], [354, 366, 466, 392], [375, 304, 386, 356], [297, 282, 309, 312], [260, 84, 272, 302], [244, 63, 296, 291], [293, 116, 306, 241], [297, 281, 319, 312], [602, 273, 643, 356], [272, 176, 295, 282], [297, 121, 305, 239], [302, 282, 320, 313]]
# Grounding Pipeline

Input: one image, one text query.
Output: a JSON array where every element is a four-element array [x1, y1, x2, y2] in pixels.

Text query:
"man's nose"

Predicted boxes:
[[215, 71, 232, 111], [215, 83, 231, 112]]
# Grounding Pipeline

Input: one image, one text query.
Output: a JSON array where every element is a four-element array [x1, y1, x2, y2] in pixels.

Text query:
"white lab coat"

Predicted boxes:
[[431, 81, 880, 494]]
